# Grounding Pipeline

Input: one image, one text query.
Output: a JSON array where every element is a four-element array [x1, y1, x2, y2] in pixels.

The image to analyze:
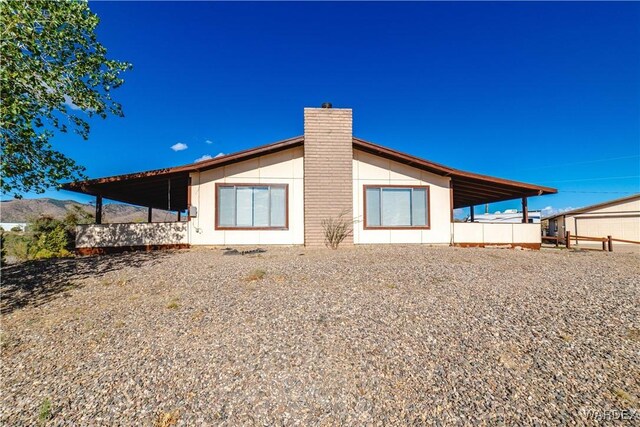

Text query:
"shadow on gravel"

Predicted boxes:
[[0, 251, 173, 315]]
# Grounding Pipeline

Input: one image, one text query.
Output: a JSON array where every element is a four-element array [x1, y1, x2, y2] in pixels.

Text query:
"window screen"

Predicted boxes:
[[365, 186, 429, 228], [217, 185, 287, 228]]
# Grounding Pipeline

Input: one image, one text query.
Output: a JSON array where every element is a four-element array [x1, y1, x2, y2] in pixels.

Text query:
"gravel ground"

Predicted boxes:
[[1, 245, 639, 425]]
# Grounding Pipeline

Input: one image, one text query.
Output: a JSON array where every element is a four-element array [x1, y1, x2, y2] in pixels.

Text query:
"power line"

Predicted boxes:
[[541, 175, 640, 184], [513, 154, 640, 172], [559, 190, 639, 194]]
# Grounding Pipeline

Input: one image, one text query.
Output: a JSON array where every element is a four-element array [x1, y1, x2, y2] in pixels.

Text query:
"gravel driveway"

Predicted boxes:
[[1, 246, 639, 425]]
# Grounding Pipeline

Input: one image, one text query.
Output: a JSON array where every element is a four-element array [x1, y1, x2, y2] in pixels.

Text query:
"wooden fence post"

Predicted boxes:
[[602, 240, 606, 251], [565, 231, 571, 249], [95, 195, 102, 225], [607, 235, 613, 252]]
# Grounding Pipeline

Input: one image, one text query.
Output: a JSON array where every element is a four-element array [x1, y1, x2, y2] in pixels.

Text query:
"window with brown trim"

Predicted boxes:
[[364, 185, 430, 229], [216, 184, 288, 229]]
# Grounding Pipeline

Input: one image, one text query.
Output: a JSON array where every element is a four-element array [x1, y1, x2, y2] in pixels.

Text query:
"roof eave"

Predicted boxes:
[[61, 135, 304, 191], [352, 136, 557, 196]]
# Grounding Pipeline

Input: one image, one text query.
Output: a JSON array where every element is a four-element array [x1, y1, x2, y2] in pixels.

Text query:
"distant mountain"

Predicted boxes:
[[0, 198, 181, 224]]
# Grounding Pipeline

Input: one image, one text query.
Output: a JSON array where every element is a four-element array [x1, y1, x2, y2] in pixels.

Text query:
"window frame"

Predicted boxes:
[[215, 183, 289, 230], [363, 185, 431, 230]]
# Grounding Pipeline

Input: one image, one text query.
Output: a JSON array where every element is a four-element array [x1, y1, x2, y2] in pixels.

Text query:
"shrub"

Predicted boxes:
[[154, 410, 180, 427], [11, 207, 93, 260], [166, 298, 180, 310], [27, 216, 72, 259], [9, 235, 31, 260], [38, 398, 52, 424], [245, 269, 266, 282], [321, 210, 355, 249], [0, 231, 5, 265], [10, 225, 23, 232]]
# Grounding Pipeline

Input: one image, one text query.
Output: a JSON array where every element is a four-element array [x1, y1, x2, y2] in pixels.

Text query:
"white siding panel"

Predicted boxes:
[[188, 147, 304, 246], [389, 229, 422, 244], [259, 149, 294, 178], [483, 224, 513, 243], [512, 223, 541, 243], [224, 158, 260, 178], [390, 160, 422, 182], [452, 223, 484, 243], [353, 149, 452, 245]]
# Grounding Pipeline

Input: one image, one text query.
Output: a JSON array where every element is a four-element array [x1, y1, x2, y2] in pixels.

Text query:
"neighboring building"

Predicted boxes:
[[545, 194, 640, 245], [468, 210, 541, 224], [0, 222, 27, 232], [62, 105, 556, 253]]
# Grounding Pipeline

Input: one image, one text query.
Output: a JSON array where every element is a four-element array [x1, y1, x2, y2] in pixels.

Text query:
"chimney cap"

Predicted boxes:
[[321, 102, 332, 109]]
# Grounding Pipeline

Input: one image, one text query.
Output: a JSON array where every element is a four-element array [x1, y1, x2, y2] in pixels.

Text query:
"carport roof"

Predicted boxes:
[[61, 135, 556, 210]]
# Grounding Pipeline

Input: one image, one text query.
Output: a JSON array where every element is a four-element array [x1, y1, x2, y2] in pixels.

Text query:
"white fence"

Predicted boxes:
[[76, 222, 188, 249], [453, 223, 541, 248]]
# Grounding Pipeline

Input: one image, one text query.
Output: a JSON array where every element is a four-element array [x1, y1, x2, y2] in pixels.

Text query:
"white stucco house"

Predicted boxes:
[[63, 105, 556, 254], [545, 194, 640, 247]]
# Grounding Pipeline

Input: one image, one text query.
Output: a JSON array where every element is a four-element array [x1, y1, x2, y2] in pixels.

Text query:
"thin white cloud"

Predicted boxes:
[[171, 142, 188, 152], [541, 206, 577, 217], [40, 81, 82, 111], [214, 152, 225, 158], [63, 94, 81, 110], [194, 154, 213, 163], [205, 139, 213, 144]]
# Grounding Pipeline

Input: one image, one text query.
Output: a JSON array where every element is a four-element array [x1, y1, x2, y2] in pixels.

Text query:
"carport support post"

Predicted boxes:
[[521, 197, 528, 223], [469, 206, 475, 222], [147, 207, 152, 223], [95, 195, 102, 224], [177, 211, 181, 222]]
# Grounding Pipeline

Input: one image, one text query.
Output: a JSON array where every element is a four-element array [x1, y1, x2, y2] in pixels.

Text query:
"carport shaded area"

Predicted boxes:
[[63, 171, 190, 212]]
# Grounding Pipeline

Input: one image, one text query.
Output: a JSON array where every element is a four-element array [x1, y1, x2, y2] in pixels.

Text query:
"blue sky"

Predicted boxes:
[[18, 2, 640, 215]]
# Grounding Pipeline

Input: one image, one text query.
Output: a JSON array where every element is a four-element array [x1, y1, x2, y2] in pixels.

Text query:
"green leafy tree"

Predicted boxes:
[[0, 0, 131, 197]]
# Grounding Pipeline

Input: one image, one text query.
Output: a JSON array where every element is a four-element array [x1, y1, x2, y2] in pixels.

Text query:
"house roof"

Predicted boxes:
[[62, 135, 556, 210], [61, 136, 304, 211], [543, 193, 640, 220], [352, 137, 556, 208]]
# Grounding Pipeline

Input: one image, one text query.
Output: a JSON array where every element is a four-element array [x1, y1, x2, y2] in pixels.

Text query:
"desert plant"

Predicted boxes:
[[245, 269, 266, 282], [19, 208, 93, 260], [166, 298, 180, 310], [154, 410, 180, 427], [8, 235, 31, 260], [321, 210, 355, 249], [27, 216, 72, 259], [0, 231, 5, 265], [38, 398, 52, 424]]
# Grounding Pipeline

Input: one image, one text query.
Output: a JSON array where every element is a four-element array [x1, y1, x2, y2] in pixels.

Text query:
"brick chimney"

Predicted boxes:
[[303, 105, 354, 246]]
